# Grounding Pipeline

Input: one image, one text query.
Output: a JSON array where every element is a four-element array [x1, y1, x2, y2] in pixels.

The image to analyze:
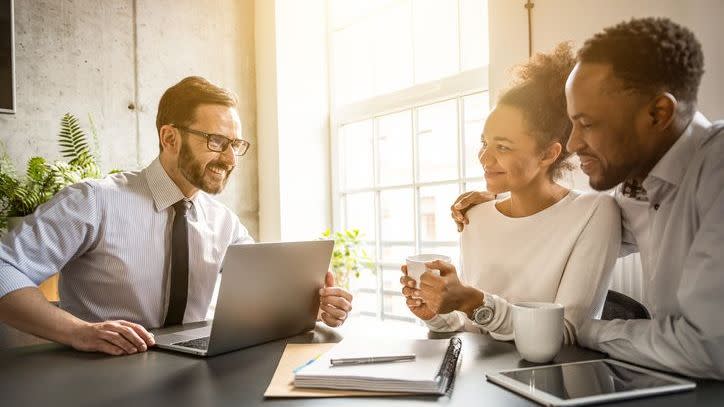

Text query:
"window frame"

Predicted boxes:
[[327, 0, 490, 320]]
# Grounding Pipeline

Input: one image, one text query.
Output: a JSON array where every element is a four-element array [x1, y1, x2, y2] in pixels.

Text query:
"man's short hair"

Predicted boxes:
[[156, 76, 238, 151], [578, 17, 704, 115]]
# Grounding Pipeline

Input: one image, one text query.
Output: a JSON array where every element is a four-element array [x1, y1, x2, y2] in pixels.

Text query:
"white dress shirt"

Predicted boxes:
[[579, 113, 724, 379], [425, 191, 621, 345], [0, 158, 253, 328]]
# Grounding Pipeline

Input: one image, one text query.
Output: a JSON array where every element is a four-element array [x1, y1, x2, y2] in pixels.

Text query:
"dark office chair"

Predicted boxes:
[[602, 290, 651, 320]]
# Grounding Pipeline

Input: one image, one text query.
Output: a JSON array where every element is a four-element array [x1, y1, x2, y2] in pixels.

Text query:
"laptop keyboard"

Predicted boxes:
[[173, 336, 210, 350]]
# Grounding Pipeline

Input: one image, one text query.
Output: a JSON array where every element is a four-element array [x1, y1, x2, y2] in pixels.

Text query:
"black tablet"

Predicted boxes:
[[486, 359, 695, 406]]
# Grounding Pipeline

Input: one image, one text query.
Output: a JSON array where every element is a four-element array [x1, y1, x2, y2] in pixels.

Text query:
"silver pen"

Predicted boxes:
[[330, 354, 416, 366]]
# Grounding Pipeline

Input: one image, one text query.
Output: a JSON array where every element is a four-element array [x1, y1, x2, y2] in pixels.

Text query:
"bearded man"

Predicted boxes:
[[0, 76, 353, 356]]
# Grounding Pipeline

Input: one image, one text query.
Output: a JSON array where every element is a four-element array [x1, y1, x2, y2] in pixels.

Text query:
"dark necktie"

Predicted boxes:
[[164, 199, 190, 327]]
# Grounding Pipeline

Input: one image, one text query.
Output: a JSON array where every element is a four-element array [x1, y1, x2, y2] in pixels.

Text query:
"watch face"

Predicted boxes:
[[476, 307, 493, 324]]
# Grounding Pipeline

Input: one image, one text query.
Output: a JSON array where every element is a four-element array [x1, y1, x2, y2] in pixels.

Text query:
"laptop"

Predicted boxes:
[[154, 240, 333, 356]]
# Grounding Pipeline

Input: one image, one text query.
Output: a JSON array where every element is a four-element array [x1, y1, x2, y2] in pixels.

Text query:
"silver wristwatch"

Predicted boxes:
[[472, 293, 495, 326]]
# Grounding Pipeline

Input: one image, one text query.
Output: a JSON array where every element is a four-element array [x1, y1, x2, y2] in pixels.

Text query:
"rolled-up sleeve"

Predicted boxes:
[[425, 311, 465, 332], [0, 182, 99, 298], [231, 217, 254, 245]]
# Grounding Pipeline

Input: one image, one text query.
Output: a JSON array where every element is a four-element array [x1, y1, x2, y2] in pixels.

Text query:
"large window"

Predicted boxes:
[[330, 0, 490, 320]]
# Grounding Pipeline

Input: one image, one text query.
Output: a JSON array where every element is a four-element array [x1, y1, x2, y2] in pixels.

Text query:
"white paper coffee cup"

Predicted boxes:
[[405, 254, 451, 286]]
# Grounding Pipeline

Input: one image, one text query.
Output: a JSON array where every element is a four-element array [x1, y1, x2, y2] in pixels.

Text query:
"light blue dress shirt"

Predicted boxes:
[[0, 158, 253, 328], [579, 113, 724, 379]]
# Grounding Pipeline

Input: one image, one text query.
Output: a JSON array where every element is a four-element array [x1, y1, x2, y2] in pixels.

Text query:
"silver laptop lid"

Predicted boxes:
[[205, 240, 333, 356]]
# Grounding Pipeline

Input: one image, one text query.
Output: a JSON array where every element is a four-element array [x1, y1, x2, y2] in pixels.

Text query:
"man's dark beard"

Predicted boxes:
[[178, 138, 234, 194]]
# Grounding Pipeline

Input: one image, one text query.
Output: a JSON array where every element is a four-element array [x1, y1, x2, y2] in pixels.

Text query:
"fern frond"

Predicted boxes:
[[58, 113, 91, 161], [1, 113, 121, 226], [10, 185, 43, 217], [0, 171, 20, 199], [47, 161, 83, 193], [69, 151, 93, 167], [79, 161, 102, 179], [0, 147, 17, 179], [26, 157, 49, 184]]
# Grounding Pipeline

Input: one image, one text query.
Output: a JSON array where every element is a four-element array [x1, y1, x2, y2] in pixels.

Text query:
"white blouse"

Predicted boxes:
[[425, 191, 621, 345]]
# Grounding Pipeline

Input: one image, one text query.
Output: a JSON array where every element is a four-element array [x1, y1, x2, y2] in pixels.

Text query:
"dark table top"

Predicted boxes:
[[1, 318, 722, 407]]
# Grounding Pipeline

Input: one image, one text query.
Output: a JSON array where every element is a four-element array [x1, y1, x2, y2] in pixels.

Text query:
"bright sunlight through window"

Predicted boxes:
[[330, 0, 490, 320]]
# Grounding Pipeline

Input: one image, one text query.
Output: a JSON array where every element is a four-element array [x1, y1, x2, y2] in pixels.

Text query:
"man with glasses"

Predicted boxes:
[[0, 76, 353, 356]]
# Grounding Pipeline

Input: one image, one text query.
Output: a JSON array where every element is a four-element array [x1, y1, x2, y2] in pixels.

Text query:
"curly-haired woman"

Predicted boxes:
[[400, 43, 621, 345]]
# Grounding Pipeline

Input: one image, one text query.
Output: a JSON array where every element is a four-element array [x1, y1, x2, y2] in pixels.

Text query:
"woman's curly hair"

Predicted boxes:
[[498, 42, 576, 181]]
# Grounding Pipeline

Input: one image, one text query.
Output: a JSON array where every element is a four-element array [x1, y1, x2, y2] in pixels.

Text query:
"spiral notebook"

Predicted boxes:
[[294, 337, 462, 394]]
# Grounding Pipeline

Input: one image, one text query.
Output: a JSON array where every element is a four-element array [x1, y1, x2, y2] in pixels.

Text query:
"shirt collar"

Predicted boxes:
[[644, 112, 710, 189], [143, 158, 193, 212], [619, 178, 649, 202]]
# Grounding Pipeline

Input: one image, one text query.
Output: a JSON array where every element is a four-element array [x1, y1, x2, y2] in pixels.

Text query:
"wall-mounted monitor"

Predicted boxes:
[[0, 0, 14, 114]]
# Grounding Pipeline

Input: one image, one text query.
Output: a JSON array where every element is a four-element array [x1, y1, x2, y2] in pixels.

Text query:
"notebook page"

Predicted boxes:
[[296, 338, 450, 382]]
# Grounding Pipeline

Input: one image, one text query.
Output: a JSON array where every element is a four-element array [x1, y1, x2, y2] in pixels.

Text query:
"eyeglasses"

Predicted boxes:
[[173, 125, 250, 157]]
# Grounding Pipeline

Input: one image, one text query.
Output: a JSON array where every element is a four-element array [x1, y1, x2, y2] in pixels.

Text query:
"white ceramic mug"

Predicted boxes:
[[405, 254, 451, 287], [512, 302, 564, 363]]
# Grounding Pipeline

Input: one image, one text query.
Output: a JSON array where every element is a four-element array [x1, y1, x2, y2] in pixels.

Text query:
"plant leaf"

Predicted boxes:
[[25, 157, 48, 184], [58, 113, 92, 161]]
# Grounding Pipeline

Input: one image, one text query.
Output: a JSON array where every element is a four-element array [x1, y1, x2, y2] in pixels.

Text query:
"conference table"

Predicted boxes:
[[1, 317, 722, 407]]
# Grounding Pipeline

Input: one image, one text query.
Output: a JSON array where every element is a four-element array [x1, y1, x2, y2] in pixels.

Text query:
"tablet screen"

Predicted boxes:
[[501, 360, 679, 400]]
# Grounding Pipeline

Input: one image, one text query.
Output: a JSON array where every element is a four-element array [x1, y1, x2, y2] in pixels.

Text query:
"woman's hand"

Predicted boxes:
[[417, 260, 484, 317], [400, 265, 438, 320]]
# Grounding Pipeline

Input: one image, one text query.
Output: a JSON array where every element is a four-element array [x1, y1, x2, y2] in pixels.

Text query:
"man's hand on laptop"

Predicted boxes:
[[71, 320, 156, 356], [318, 271, 353, 327]]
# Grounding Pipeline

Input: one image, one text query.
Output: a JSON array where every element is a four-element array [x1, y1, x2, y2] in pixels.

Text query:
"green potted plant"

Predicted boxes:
[[321, 228, 374, 290], [0, 113, 117, 232], [0, 113, 120, 301]]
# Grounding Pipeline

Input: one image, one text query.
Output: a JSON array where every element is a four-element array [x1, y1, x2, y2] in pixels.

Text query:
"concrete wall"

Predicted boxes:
[[0, 1, 137, 170], [532, 0, 724, 120], [0, 0, 259, 238], [489, 0, 724, 192], [489, 0, 724, 118], [254, 0, 281, 241]]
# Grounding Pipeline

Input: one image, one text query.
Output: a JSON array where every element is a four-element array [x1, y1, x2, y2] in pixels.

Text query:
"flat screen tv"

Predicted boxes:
[[0, 0, 14, 114]]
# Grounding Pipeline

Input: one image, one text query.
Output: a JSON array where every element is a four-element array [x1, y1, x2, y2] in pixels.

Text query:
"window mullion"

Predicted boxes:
[[456, 0, 462, 74], [457, 97, 466, 182], [456, 96, 465, 267], [373, 117, 384, 319], [412, 107, 421, 257], [409, 0, 416, 86]]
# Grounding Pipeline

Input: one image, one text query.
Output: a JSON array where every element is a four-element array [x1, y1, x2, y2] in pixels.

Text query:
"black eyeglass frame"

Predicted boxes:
[[173, 124, 250, 157]]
